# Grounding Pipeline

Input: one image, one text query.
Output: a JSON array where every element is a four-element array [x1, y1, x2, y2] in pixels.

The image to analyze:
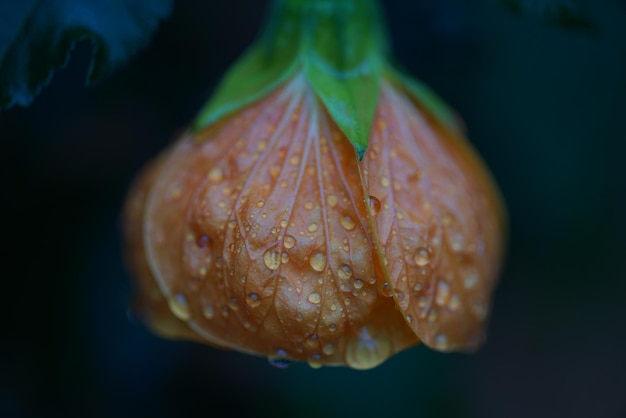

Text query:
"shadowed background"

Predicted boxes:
[[1, 0, 625, 417]]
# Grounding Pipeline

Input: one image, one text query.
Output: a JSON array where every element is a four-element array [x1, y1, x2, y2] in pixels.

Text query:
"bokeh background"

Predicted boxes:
[[2, 0, 625, 417]]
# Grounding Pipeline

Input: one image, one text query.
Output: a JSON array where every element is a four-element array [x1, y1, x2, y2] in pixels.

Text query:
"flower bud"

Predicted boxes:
[[124, 0, 505, 369]]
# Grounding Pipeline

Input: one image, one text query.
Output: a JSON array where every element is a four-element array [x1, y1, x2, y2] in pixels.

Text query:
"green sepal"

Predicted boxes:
[[193, 0, 388, 159], [306, 58, 380, 160], [192, 44, 299, 131], [385, 66, 463, 135], [301, 0, 386, 159]]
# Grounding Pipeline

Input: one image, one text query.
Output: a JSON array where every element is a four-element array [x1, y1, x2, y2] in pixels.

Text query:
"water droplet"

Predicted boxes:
[[464, 268, 478, 289], [353, 279, 364, 290], [434, 334, 448, 349], [368, 196, 381, 215], [246, 293, 261, 308], [202, 305, 215, 319], [309, 252, 326, 271], [435, 281, 451, 306], [414, 247, 431, 266], [449, 294, 461, 310], [413, 282, 423, 292], [308, 354, 323, 369], [379, 176, 390, 187], [284, 235, 296, 249], [307, 223, 318, 233], [269, 164, 281, 178], [197, 234, 211, 249], [268, 358, 291, 369], [168, 293, 191, 321], [308, 292, 322, 304], [304, 201, 314, 210], [345, 326, 391, 370], [337, 264, 353, 280], [449, 233, 464, 252], [427, 308, 438, 323], [327, 195, 338, 207], [289, 155, 300, 166], [256, 201, 265, 208], [263, 249, 281, 270], [329, 323, 337, 332], [280, 219, 288, 228], [208, 167, 223, 182], [227, 298, 239, 311], [322, 343, 335, 355], [281, 252, 290, 264], [339, 215, 356, 231], [382, 282, 392, 297]]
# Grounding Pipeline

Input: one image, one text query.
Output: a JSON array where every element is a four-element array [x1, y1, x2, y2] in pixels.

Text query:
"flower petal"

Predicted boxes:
[[360, 82, 505, 351]]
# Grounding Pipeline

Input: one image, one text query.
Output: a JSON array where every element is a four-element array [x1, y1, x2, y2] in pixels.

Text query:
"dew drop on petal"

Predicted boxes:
[[307, 223, 319, 233], [337, 264, 353, 280], [463, 267, 479, 289], [202, 305, 215, 319], [208, 167, 223, 182], [345, 326, 391, 370], [246, 293, 261, 308], [322, 343, 335, 355], [284, 235, 296, 249], [435, 281, 451, 306], [168, 293, 191, 321], [263, 249, 281, 270], [309, 252, 326, 272], [353, 279, 364, 290], [308, 354, 323, 369], [339, 215, 356, 231], [227, 298, 239, 311], [434, 334, 448, 349], [368, 196, 381, 215], [197, 234, 211, 249], [414, 247, 431, 266], [268, 350, 291, 369], [308, 292, 322, 304]]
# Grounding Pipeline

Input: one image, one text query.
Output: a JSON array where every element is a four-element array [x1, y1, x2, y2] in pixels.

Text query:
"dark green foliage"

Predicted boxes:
[[0, 0, 173, 109]]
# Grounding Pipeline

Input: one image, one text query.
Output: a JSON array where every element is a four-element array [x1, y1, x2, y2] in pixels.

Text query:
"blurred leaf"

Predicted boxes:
[[0, 0, 173, 110], [499, 0, 596, 31]]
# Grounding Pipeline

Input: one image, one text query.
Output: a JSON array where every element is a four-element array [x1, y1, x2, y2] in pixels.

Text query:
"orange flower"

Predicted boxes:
[[124, 72, 505, 369]]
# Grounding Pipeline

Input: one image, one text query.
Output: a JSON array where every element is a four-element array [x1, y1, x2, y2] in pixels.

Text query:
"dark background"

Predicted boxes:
[[2, 0, 625, 417]]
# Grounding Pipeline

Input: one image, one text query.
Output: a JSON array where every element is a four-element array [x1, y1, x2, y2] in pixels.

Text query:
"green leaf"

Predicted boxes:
[[386, 67, 463, 135], [0, 0, 172, 110]]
